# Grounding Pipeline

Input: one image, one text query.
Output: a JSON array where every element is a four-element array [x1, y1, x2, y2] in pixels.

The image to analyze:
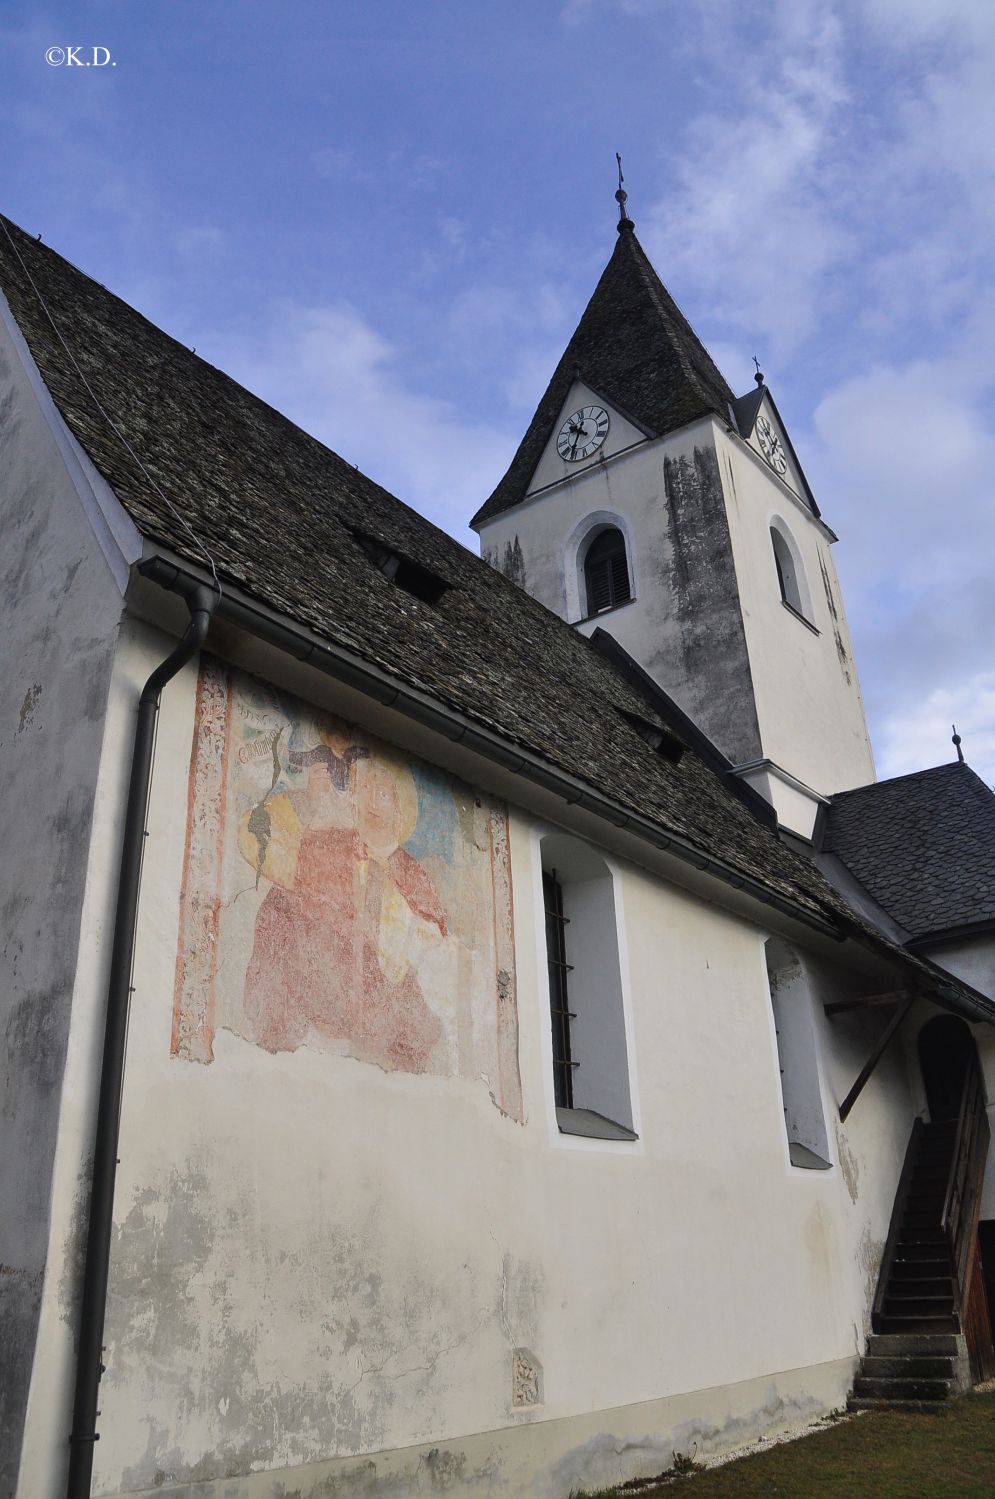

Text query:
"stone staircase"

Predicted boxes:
[[849, 1331, 970, 1410], [849, 1120, 971, 1409]]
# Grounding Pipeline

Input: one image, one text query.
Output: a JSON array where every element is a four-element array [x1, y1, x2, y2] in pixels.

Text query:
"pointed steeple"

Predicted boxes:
[[472, 228, 733, 526]]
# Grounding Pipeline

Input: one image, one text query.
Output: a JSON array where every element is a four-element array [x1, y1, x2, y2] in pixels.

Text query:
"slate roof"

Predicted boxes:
[[0, 212, 990, 1014], [824, 763, 995, 940], [471, 220, 734, 527]]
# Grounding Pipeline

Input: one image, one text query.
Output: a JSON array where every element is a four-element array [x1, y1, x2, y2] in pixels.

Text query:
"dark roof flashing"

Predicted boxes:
[[729, 385, 765, 439]]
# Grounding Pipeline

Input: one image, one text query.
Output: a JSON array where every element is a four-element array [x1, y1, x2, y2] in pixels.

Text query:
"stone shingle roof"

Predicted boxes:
[[0, 212, 990, 1014], [824, 762, 995, 939], [471, 220, 734, 527]]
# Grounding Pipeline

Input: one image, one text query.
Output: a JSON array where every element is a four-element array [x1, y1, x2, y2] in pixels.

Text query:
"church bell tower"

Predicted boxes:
[[471, 202, 874, 840]]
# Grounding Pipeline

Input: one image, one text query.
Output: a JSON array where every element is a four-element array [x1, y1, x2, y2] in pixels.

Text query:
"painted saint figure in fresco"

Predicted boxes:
[[237, 721, 450, 1073], [174, 659, 522, 1120]]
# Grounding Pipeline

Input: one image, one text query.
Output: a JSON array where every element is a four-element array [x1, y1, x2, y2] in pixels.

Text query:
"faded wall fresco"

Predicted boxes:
[[173, 658, 522, 1119]]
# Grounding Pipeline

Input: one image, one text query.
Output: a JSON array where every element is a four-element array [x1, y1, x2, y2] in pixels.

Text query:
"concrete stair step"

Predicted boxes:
[[861, 1355, 957, 1379], [885, 1278, 954, 1299], [847, 1396, 952, 1413], [891, 1257, 951, 1278], [853, 1375, 954, 1400], [897, 1229, 947, 1246], [884, 1296, 955, 1318], [867, 1332, 961, 1357], [886, 1284, 954, 1301], [875, 1313, 959, 1334]]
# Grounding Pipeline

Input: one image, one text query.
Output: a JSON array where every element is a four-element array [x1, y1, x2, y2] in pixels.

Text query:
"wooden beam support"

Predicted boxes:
[[839, 997, 915, 1122], [825, 989, 911, 1017]]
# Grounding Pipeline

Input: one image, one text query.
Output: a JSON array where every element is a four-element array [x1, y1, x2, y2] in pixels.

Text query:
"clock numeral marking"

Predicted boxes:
[[557, 406, 610, 461]]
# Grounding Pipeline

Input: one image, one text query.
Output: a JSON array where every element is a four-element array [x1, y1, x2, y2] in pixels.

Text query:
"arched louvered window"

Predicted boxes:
[[769, 519, 816, 625], [770, 526, 802, 614], [584, 528, 631, 616]]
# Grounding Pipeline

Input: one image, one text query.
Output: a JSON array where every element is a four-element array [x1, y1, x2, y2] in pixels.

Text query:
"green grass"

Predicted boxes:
[[570, 1392, 995, 1499]]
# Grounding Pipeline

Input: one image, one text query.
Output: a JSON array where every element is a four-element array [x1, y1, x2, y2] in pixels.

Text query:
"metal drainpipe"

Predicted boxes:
[[66, 584, 218, 1499]]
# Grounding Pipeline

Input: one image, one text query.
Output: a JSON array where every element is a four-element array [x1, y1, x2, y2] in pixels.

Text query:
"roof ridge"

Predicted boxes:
[[833, 760, 981, 798]]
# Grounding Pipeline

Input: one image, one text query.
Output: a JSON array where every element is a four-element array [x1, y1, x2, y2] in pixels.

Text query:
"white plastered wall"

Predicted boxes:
[[478, 417, 740, 710], [0, 292, 138, 1498], [21, 617, 924, 1499], [714, 421, 875, 801]]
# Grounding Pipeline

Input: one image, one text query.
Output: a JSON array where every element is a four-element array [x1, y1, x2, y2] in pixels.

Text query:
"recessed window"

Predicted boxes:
[[540, 835, 636, 1142], [544, 871, 576, 1109], [765, 939, 830, 1170], [769, 522, 813, 624], [584, 528, 631, 616]]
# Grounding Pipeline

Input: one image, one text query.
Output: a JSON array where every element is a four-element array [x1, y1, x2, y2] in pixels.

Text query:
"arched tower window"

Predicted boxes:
[[583, 527, 631, 616], [769, 521, 812, 623]]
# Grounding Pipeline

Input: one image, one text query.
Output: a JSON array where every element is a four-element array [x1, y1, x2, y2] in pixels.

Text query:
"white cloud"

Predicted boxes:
[[799, 337, 995, 789], [199, 300, 515, 542], [875, 672, 995, 786], [173, 225, 225, 260], [643, 0, 852, 357], [807, 359, 995, 587]]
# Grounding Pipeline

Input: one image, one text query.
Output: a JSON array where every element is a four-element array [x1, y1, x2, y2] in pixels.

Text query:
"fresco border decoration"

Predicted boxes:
[[172, 656, 522, 1121]]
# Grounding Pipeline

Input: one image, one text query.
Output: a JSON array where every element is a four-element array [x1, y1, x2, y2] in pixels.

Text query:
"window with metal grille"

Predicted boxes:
[[543, 870, 576, 1109], [584, 528, 631, 615], [539, 835, 637, 1142]]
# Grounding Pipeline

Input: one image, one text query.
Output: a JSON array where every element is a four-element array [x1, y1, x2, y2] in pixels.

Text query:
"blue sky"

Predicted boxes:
[[4, 0, 994, 785]]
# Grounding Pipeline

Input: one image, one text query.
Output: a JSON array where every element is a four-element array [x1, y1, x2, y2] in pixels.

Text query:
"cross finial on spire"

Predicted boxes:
[[952, 725, 965, 763], [753, 355, 765, 388], [615, 152, 634, 232]]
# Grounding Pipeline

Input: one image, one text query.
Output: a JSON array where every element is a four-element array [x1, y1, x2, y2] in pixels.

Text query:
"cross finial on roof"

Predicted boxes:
[[952, 725, 965, 763], [615, 153, 634, 232], [753, 355, 765, 388]]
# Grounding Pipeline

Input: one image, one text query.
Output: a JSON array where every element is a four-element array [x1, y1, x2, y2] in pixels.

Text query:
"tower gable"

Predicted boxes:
[[525, 378, 650, 497], [731, 387, 820, 518], [471, 224, 733, 530]]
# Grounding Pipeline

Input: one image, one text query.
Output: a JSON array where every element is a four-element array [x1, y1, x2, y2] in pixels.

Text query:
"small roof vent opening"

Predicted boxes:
[[350, 529, 450, 607], [618, 708, 684, 764]]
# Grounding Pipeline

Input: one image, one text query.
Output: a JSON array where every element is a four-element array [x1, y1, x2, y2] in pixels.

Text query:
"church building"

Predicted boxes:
[[2, 201, 995, 1499]]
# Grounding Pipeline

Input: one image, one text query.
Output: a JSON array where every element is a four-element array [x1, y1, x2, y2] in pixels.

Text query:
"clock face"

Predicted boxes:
[[556, 405, 610, 462], [756, 415, 787, 475]]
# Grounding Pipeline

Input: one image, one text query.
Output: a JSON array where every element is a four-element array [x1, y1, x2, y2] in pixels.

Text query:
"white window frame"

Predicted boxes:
[[769, 514, 815, 625], [562, 509, 637, 624], [762, 936, 833, 1172], [530, 827, 643, 1154]]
